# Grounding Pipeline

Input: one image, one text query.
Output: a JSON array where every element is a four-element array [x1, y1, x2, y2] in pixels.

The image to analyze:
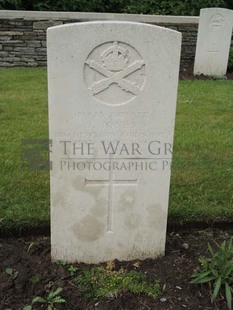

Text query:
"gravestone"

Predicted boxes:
[[47, 21, 181, 263], [194, 8, 233, 76]]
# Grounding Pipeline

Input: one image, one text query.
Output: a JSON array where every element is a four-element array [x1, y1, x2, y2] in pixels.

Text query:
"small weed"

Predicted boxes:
[[29, 274, 42, 285], [56, 260, 78, 276], [5, 268, 18, 280], [191, 237, 233, 310], [57, 260, 78, 277], [32, 287, 66, 310], [67, 265, 78, 276], [57, 260, 67, 267], [75, 266, 161, 299]]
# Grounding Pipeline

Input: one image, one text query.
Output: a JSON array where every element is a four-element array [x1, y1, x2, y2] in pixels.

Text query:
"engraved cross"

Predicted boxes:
[[85, 155, 137, 232]]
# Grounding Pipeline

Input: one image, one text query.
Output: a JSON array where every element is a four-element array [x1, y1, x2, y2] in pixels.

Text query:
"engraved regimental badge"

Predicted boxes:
[[84, 41, 146, 106], [209, 13, 225, 28]]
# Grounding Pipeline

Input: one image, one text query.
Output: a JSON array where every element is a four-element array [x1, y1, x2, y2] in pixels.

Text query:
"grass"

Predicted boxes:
[[0, 68, 233, 233], [0, 68, 49, 233], [170, 79, 233, 223]]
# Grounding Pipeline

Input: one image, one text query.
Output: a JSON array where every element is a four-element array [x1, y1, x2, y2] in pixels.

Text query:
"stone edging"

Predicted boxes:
[[0, 10, 199, 24]]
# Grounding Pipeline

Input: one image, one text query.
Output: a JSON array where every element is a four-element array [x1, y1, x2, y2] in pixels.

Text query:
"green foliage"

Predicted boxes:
[[0, 0, 231, 15], [5, 268, 18, 279], [67, 265, 79, 276], [32, 287, 66, 310], [56, 260, 67, 266], [225, 0, 233, 9], [22, 306, 32, 310], [75, 266, 161, 299], [29, 274, 42, 285], [228, 48, 233, 72], [191, 237, 233, 310], [123, 0, 227, 15], [0, 0, 22, 10], [56, 261, 78, 276]]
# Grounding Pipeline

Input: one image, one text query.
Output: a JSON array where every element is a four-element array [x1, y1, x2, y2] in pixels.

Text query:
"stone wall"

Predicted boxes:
[[0, 10, 213, 70]]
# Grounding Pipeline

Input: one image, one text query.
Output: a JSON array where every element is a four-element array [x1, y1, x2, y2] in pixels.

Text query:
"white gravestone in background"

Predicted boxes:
[[194, 8, 233, 76], [48, 21, 181, 263]]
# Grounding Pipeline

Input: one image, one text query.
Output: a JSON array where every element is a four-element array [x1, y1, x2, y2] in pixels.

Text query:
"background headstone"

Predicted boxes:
[[48, 21, 181, 263], [194, 8, 233, 76]]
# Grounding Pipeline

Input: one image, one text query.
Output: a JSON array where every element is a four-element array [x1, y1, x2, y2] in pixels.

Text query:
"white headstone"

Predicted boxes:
[[194, 8, 233, 76], [48, 21, 181, 263]]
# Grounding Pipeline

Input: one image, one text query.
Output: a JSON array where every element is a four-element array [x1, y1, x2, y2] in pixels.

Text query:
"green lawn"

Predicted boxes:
[[0, 68, 233, 234], [171, 79, 233, 224]]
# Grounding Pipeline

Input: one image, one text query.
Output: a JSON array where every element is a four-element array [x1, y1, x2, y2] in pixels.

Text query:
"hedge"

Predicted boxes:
[[1, 0, 233, 15]]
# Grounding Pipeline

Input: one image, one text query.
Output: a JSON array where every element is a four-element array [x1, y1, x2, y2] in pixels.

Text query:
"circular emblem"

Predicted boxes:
[[209, 14, 225, 28], [84, 41, 146, 106]]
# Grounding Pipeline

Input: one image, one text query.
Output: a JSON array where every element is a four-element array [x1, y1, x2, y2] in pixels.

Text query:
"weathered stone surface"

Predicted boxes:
[[18, 57, 36, 62], [0, 36, 12, 41], [36, 56, 46, 60], [0, 62, 14, 67], [13, 61, 27, 66], [27, 62, 37, 66], [33, 20, 63, 30], [0, 31, 23, 36], [14, 47, 35, 52], [0, 11, 231, 68], [37, 61, 47, 66], [48, 21, 181, 263], [2, 46, 13, 52], [3, 40, 24, 45], [35, 47, 46, 52], [194, 8, 233, 76], [0, 51, 8, 56], [28, 43, 41, 48]]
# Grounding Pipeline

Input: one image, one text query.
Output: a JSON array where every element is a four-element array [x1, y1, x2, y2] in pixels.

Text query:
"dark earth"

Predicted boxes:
[[179, 67, 233, 80], [1, 228, 233, 310], [1, 69, 233, 309]]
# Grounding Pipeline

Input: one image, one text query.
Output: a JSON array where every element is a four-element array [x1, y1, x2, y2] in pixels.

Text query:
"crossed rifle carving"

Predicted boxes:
[[86, 59, 144, 95]]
